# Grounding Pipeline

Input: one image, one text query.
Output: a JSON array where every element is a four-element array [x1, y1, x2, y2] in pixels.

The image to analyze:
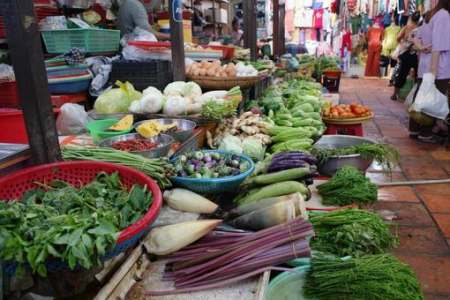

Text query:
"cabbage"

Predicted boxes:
[[183, 82, 202, 100], [140, 94, 165, 113], [242, 137, 265, 161], [94, 81, 142, 114], [218, 134, 243, 154], [163, 96, 189, 116], [164, 81, 186, 97], [143, 86, 163, 97]]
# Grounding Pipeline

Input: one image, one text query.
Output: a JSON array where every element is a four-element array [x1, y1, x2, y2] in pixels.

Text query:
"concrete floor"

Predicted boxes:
[[339, 77, 450, 300]]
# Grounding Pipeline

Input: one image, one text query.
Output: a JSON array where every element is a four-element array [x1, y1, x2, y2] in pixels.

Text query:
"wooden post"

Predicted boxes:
[[243, 0, 257, 61], [279, 0, 285, 55], [169, 0, 186, 81], [272, 0, 279, 59], [1, 0, 61, 164]]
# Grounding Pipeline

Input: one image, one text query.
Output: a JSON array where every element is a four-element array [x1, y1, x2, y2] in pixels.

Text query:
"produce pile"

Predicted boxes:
[[62, 146, 174, 189], [94, 81, 242, 119], [111, 138, 158, 152], [310, 209, 398, 257], [186, 61, 258, 77], [145, 218, 314, 295], [0, 173, 152, 276], [323, 103, 372, 119], [208, 111, 271, 161], [136, 120, 178, 138], [172, 151, 250, 179], [304, 254, 424, 300], [317, 166, 378, 206], [249, 79, 326, 153]]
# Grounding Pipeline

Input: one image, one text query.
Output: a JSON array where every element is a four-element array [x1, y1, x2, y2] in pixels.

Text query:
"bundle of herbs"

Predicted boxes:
[[312, 143, 399, 174], [317, 166, 378, 206], [309, 209, 398, 257], [303, 254, 424, 300], [0, 172, 152, 277]]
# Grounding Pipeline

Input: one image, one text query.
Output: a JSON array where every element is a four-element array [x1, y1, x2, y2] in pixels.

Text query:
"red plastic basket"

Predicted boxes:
[[201, 45, 235, 60], [0, 161, 162, 244]]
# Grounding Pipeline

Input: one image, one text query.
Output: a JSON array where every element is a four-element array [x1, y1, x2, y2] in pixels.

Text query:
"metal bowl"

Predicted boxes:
[[134, 119, 196, 143], [313, 135, 376, 176], [99, 133, 174, 158]]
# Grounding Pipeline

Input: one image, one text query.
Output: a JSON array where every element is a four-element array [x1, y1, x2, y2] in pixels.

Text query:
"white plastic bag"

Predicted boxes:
[[56, 103, 89, 135], [404, 83, 418, 107], [410, 73, 449, 120]]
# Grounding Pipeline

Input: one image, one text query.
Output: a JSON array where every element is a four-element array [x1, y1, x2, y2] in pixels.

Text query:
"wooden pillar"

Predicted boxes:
[[272, 0, 279, 59], [169, 0, 186, 81], [243, 0, 257, 61], [279, 1, 285, 55], [1, 0, 61, 164]]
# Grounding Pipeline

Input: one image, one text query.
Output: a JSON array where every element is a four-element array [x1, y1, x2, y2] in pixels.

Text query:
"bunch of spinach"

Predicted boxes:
[[0, 172, 152, 277], [309, 209, 398, 257]]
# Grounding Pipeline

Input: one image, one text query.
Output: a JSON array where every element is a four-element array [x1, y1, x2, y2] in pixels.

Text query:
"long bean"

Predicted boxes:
[[304, 254, 424, 300], [62, 146, 174, 189]]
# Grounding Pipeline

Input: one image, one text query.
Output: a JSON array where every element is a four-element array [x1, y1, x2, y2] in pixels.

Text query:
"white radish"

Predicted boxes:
[[163, 189, 219, 214], [145, 219, 222, 255]]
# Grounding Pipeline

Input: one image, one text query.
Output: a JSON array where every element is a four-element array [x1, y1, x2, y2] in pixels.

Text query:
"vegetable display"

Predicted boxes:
[[94, 81, 142, 114], [173, 151, 250, 179], [323, 103, 372, 119], [303, 254, 424, 300], [208, 111, 271, 161], [0, 172, 152, 277], [312, 143, 400, 174], [111, 139, 158, 152], [145, 218, 314, 295], [186, 61, 258, 77], [316, 166, 378, 206], [310, 209, 398, 257], [259, 79, 326, 153], [62, 146, 174, 189]]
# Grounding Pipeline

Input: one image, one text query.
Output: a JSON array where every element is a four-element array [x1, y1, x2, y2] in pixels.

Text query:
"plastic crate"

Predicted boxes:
[[41, 28, 120, 54], [0, 81, 20, 108], [109, 60, 173, 91]]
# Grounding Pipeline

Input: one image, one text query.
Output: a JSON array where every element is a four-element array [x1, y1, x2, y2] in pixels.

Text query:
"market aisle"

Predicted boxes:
[[340, 78, 450, 299]]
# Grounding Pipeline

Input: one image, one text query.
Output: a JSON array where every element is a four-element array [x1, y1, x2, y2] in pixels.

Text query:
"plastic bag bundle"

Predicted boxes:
[[56, 103, 89, 135], [410, 73, 449, 120]]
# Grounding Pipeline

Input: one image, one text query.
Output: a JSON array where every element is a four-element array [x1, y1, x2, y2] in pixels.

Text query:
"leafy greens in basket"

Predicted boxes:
[[0, 172, 152, 277]]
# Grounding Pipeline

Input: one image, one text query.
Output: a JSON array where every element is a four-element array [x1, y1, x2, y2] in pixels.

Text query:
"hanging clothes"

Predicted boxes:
[[365, 26, 384, 76], [341, 30, 352, 57], [408, 0, 416, 15], [295, 8, 314, 28], [313, 8, 324, 29], [382, 24, 400, 56]]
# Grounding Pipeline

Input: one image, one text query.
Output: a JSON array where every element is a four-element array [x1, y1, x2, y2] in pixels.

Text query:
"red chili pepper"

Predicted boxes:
[[112, 139, 158, 152]]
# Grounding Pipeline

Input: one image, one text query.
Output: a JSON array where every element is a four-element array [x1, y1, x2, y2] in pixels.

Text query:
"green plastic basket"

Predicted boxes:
[[41, 29, 120, 54], [86, 119, 132, 144]]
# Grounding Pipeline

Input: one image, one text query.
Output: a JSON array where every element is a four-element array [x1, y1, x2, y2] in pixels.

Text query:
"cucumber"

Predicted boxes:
[[245, 167, 312, 187], [235, 181, 310, 205]]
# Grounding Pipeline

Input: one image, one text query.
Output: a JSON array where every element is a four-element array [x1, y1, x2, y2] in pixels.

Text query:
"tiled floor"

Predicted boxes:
[[339, 78, 450, 299]]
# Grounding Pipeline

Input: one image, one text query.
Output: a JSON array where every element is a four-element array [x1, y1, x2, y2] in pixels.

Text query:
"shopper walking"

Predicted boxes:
[[390, 12, 421, 101], [417, 0, 450, 142], [364, 21, 384, 77]]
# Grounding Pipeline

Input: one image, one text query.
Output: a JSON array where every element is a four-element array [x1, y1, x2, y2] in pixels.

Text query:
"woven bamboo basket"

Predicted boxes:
[[187, 75, 261, 90]]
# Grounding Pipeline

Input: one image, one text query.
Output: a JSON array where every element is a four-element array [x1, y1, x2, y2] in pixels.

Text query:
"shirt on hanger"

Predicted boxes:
[[323, 9, 331, 31], [313, 0, 324, 9], [313, 8, 324, 29], [295, 8, 314, 28]]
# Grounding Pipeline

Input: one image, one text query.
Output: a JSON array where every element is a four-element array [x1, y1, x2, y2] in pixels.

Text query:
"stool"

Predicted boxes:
[[325, 123, 364, 136]]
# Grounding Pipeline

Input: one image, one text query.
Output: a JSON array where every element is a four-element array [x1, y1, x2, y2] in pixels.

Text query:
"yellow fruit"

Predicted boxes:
[[109, 115, 133, 131]]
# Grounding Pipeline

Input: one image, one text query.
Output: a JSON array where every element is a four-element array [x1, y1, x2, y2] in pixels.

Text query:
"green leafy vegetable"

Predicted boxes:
[[303, 254, 424, 300], [316, 166, 378, 206], [0, 172, 152, 277], [310, 209, 398, 257], [201, 99, 239, 120]]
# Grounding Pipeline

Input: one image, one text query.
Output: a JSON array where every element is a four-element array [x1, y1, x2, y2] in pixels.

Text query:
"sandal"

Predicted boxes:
[[390, 95, 398, 101], [418, 134, 444, 144]]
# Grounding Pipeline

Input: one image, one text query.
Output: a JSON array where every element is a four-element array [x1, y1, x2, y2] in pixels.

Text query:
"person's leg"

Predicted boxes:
[[409, 79, 422, 138]]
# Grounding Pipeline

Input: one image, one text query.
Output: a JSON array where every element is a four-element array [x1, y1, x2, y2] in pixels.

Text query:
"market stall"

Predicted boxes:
[[0, 1, 434, 300]]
